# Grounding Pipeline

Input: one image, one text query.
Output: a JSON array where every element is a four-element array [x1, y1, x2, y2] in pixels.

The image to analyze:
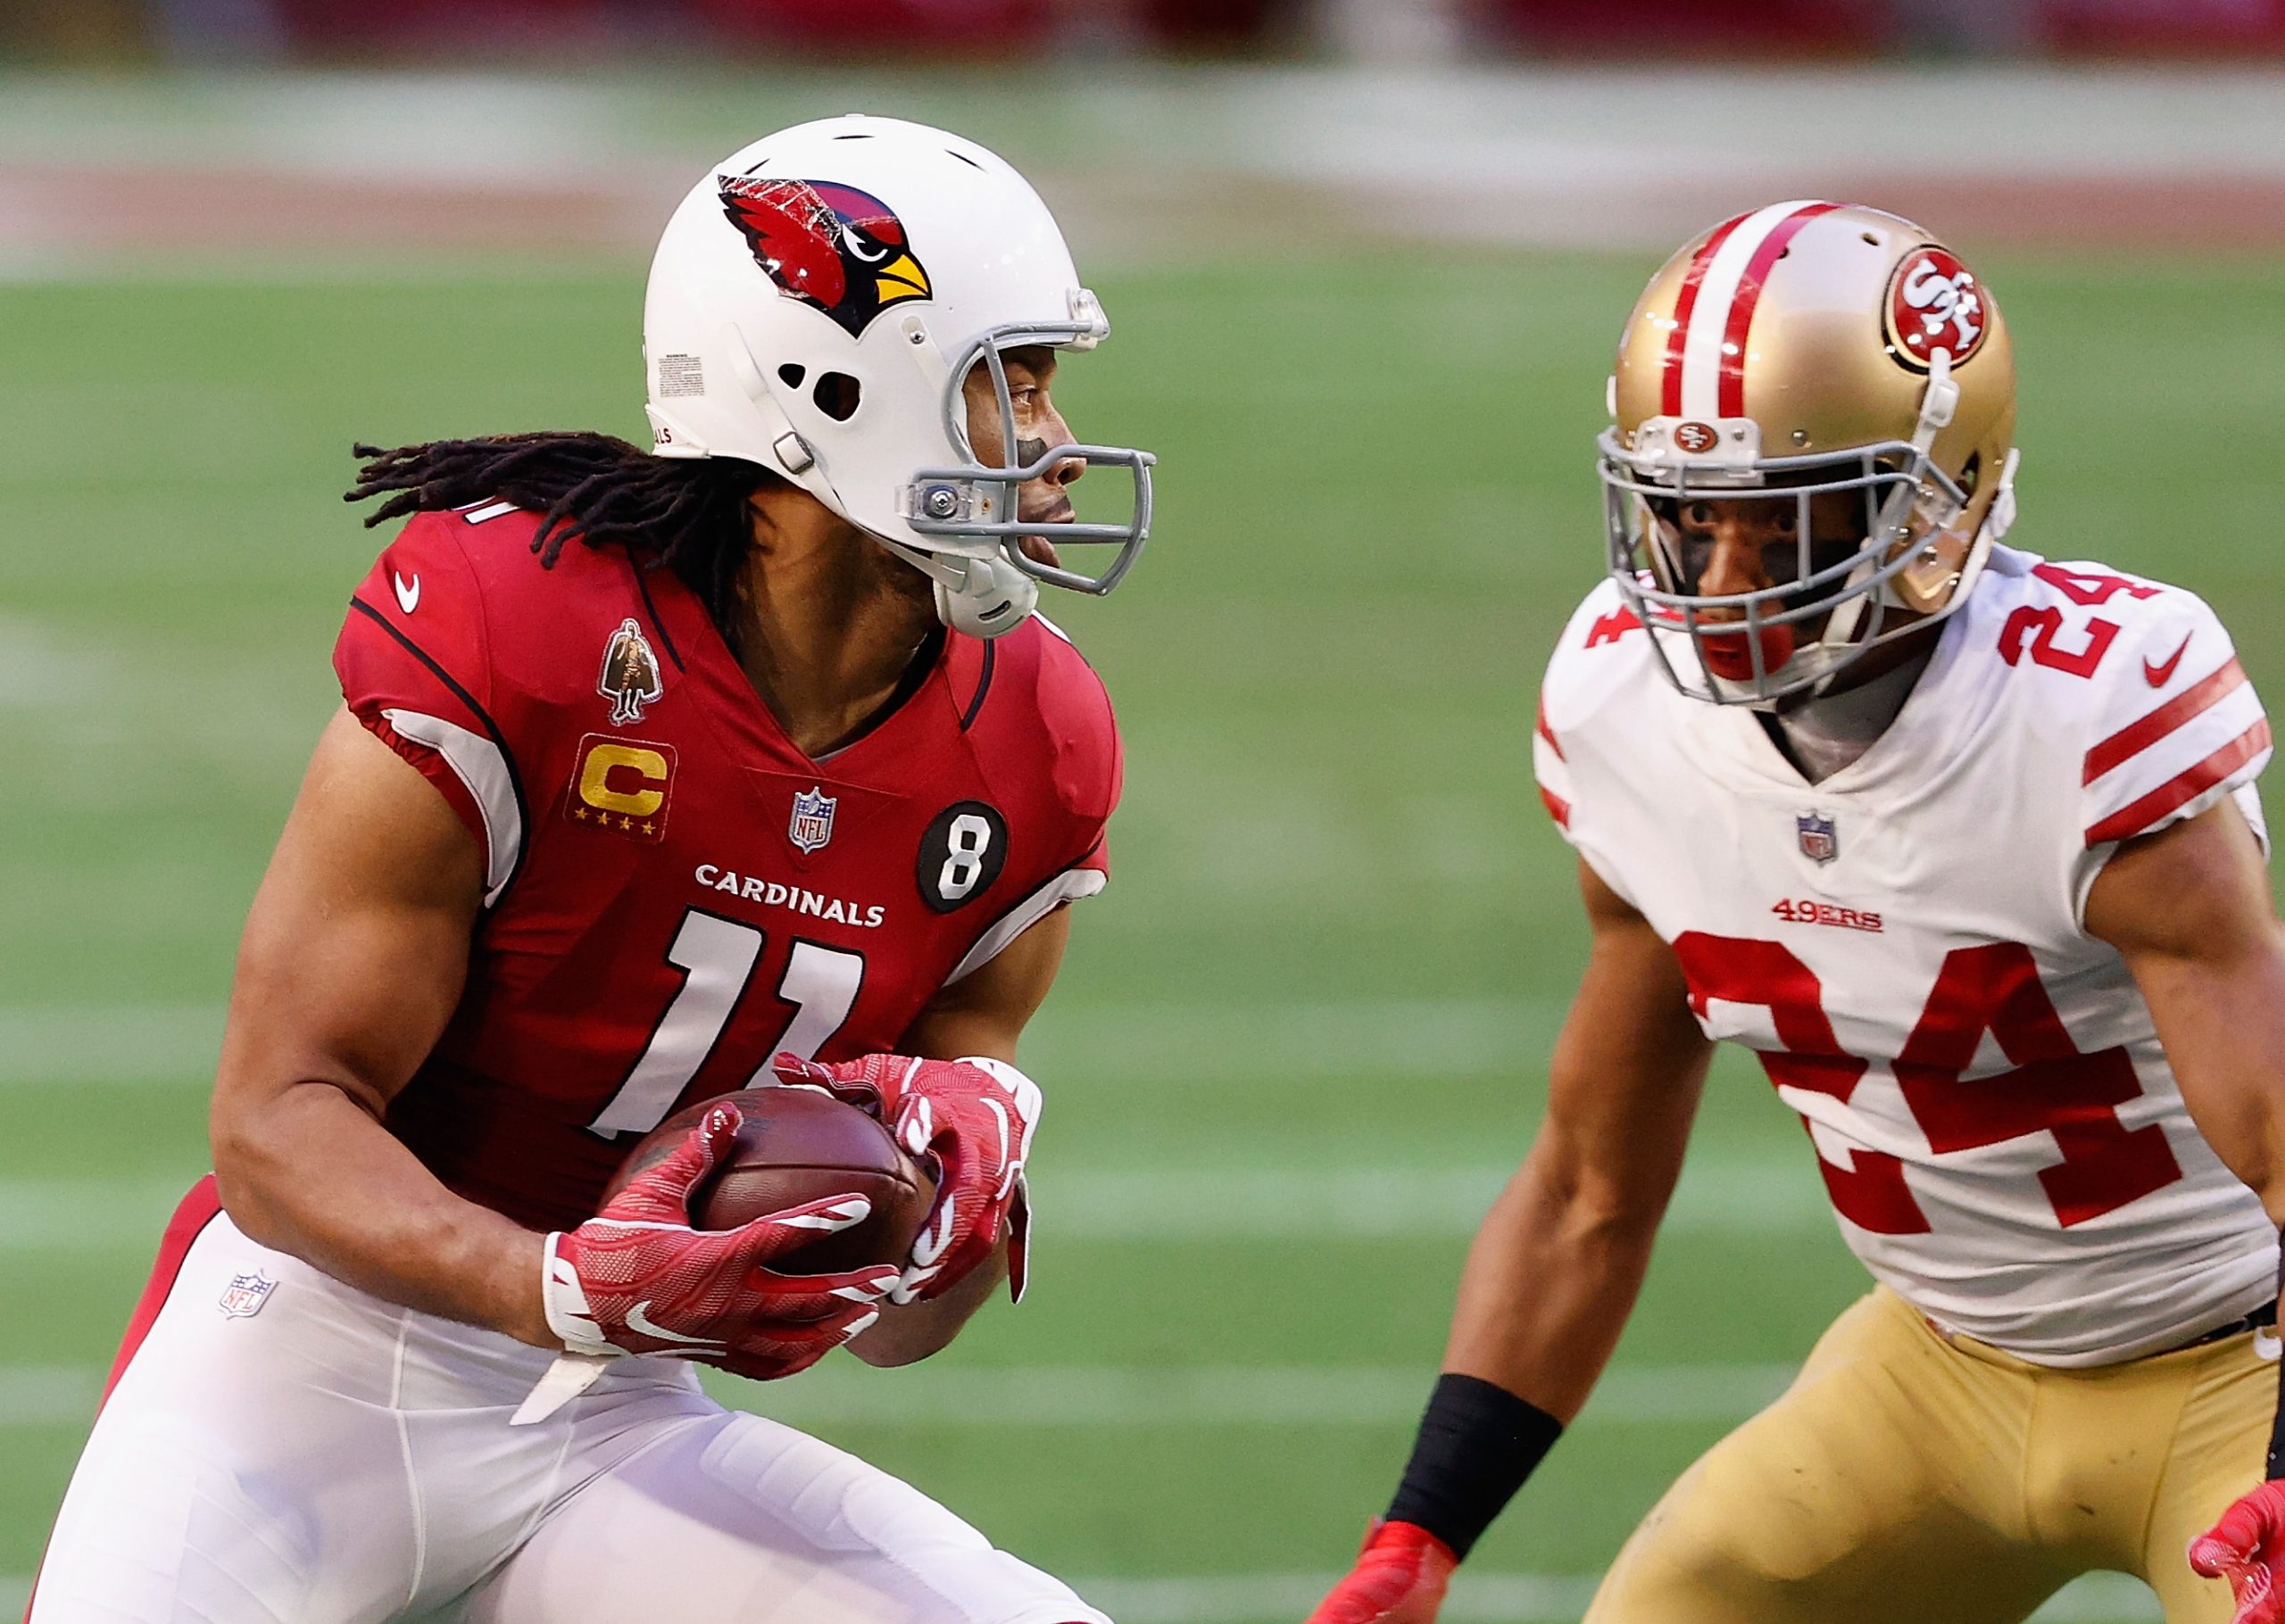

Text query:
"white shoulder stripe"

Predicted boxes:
[[1679, 199, 1825, 420], [1531, 730, 1572, 802], [944, 867, 1108, 985], [2236, 781, 2271, 857], [381, 708, 523, 907]]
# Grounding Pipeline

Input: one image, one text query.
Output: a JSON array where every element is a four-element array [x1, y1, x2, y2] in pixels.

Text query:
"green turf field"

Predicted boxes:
[[5, 247, 2284, 1622]]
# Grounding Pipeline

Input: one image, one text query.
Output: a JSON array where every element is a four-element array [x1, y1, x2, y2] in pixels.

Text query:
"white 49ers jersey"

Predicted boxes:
[[1535, 544, 2276, 1366]]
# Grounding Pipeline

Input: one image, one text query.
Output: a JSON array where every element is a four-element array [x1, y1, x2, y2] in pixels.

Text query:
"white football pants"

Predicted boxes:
[[29, 1182, 1111, 1624]]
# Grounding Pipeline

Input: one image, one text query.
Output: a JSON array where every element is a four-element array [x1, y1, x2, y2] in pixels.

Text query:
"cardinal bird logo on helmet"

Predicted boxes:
[[719, 176, 934, 338]]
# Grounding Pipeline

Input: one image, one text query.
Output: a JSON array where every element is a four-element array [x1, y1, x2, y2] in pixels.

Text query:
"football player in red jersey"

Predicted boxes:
[[31, 116, 1151, 1624]]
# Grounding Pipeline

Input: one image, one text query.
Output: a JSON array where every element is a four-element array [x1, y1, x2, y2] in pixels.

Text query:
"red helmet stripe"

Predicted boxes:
[[1661, 211, 1749, 418], [1715, 202, 1841, 419]]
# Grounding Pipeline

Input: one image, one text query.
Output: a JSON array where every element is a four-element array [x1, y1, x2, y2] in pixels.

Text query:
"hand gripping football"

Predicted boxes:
[[605, 1084, 938, 1274]]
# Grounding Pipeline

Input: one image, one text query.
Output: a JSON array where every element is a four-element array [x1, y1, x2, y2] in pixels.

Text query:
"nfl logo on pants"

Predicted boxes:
[[218, 1271, 276, 1319], [1797, 811, 1839, 866]]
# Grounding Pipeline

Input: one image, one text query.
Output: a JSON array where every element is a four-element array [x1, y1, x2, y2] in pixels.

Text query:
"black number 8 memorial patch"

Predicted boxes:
[[917, 801, 1008, 914]]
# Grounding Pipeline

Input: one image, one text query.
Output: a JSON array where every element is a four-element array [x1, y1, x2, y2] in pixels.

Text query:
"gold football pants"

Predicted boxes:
[[1583, 1287, 2273, 1624]]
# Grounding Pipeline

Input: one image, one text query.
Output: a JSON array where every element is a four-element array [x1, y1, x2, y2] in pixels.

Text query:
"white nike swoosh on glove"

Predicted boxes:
[[625, 1301, 727, 1348]]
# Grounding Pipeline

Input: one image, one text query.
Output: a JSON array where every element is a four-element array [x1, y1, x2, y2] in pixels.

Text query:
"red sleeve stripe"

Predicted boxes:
[[2083, 717, 2271, 847], [1539, 785, 1571, 828], [1535, 693, 1566, 761], [2082, 657, 2248, 785]]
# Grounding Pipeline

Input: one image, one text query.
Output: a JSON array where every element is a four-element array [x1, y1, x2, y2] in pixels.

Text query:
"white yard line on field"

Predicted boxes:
[[0, 1360, 1791, 1430], [1018, 998, 1569, 1081], [0, 1005, 222, 1086], [0, 998, 1569, 1088], [0, 1153, 1832, 1255], [746, 1361, 1802, 1429], [0, 1365, 100, 1426], [0, 1179, 204, 1250], [1040, 1159, 1830, 1238]]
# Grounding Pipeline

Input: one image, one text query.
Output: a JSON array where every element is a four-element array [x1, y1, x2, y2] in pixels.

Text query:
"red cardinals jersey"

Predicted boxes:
[[334, 502, 1119, 1233]]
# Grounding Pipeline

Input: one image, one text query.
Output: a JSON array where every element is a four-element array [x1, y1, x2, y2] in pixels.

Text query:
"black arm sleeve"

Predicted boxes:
[[1383, 1372, 1564, 1558]]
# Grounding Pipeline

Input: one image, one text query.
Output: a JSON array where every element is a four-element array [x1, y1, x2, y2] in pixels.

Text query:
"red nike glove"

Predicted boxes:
[[544, 1101, 900, 1381], [1304, 1520, 1458, 1624], [772, 1051, 1039, 1303], [2195, 1482, 2285, 1623]]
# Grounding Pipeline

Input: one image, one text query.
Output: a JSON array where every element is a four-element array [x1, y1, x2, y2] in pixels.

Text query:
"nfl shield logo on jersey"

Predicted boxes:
[[1797, 810, 1840, 865], [218, 1271, 276, 1319], [788, 785, 836, 854], [597, 617, 665, 726]]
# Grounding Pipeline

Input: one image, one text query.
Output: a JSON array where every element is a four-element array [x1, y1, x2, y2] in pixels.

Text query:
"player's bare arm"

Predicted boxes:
[[902, 897, 1072, 1065], [843, 904, 1074, 1365], [2087, 797, 2285, 1617], [2090, 797, 2285, 1218], [209, 708, 554, 1346], [1442, 858, 1714, 1419], [1301, 859, 1714, 1622]]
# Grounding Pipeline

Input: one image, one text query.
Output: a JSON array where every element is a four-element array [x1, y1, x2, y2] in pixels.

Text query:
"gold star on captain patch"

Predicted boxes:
[[619, 816, 635, 831], [572, 806, 589, 822], [642, 822, 656, 835]]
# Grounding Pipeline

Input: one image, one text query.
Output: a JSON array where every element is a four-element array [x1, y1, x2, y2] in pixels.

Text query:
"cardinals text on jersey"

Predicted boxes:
[[1534, 544, 2274, 1366], [332, 501, 1121, 1233]]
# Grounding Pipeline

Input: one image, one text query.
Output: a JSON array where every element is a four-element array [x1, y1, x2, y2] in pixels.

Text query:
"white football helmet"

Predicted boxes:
[[644, 114, 1155, 638]]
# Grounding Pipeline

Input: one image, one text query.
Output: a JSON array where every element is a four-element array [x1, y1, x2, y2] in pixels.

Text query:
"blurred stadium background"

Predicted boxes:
[[6, 4, 2285, 1621]]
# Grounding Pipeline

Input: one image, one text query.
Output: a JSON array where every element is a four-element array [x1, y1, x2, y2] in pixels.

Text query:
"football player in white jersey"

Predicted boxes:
[[1304, 203, 2285, 1624]]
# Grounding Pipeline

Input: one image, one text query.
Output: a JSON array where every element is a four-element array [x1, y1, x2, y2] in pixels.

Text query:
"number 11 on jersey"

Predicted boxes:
[[586, 909, 864, 1138]]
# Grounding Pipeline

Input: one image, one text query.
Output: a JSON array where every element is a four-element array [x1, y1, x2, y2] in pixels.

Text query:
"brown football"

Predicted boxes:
[[603, 1086, 935, 1275]]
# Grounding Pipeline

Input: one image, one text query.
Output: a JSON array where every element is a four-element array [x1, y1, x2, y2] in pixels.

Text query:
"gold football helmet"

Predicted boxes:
[[1597, 202, 2018, 705]]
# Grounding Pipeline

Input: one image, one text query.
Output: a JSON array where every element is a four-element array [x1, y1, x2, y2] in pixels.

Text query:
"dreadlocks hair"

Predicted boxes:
[[345, 432, 780, 641]]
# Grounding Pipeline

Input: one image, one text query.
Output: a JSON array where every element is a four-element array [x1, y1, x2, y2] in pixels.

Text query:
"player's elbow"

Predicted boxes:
[[209, 1096, 296, 1249], [209, 1073, 378, 1249], [847, 1245, 1005, 1365], [1554, 1182, 1671, 1258], [845, 1292, 982, 1366], [1517, 1142, 1675, 1255], [844, 1313, 960, 1367]]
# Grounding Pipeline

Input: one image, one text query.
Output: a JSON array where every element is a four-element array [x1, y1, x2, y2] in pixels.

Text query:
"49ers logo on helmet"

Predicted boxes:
[[719, 176, 934, 338], [1884, 245, 1987, 372]]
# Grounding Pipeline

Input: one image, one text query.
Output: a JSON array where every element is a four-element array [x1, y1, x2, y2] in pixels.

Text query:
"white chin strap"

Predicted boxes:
[[880, 539, 1039, 640]]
